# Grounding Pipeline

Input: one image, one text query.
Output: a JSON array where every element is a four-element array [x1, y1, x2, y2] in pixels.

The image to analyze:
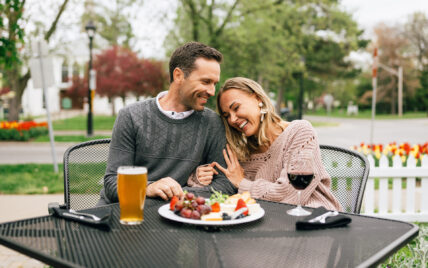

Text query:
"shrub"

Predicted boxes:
[[0, 121, 48, 141]]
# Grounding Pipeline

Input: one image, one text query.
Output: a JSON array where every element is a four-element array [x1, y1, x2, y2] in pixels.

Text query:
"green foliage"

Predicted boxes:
[[0, 164, 64, 194], [0, 0, 25, 70], [167, 0, 367, 111], [380, 223, 428, 268], [0, 126, 48, 141]]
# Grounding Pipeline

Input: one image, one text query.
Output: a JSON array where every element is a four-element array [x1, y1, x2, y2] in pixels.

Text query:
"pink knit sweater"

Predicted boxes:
[[188, 120, 342, 211], [238, 120, 342, 211]]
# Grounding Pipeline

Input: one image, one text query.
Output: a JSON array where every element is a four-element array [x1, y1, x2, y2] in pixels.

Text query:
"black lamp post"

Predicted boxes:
[[85, 21, 96, 137]]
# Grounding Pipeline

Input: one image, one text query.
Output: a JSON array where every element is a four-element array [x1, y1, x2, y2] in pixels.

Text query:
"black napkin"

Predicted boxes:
[[49, 205, 111, 231], [296, 206, 351, 230]]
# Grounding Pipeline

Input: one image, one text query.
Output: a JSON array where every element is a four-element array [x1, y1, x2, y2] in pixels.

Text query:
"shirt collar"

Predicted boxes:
[[156, 91, 194, 120]]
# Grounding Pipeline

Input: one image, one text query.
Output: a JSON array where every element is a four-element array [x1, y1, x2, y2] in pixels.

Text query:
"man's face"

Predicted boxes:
[[177, 58, 220, 111]]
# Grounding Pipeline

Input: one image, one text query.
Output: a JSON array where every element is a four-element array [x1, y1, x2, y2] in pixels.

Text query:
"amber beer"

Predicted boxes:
[[117, 166, 148, 225]]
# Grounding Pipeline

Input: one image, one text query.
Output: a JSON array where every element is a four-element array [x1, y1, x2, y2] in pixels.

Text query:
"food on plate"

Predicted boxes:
[[169, 190, 261, 221]]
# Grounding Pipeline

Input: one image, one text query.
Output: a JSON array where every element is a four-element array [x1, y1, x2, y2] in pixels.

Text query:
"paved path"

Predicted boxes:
[[306, 116, 428, 148], [0, 194, 63, 267]]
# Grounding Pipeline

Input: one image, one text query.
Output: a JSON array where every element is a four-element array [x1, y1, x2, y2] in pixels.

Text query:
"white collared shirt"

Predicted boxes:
[[155, 91, 194, 119]]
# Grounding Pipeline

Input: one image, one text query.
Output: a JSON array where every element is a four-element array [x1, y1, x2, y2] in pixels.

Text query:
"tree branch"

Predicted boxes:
[[44, 0, 70, 41]]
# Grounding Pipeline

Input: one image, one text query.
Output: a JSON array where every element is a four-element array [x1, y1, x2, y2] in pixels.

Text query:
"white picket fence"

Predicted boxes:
[[362, 154, 428, 222]]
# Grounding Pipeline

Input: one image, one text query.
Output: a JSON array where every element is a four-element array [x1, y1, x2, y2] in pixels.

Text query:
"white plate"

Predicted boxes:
[[158, 204, 265, 226]]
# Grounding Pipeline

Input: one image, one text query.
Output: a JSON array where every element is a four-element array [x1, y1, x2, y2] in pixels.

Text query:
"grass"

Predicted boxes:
[[306, 109, 427, 119], [52, 115, 116, 130], [33, 135, 111, 142], [0, 164, 64, 194], [380, 222, 428, 267]]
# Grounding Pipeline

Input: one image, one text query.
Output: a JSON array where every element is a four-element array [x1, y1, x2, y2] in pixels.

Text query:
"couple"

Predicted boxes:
[[98, 41, 341, 211]]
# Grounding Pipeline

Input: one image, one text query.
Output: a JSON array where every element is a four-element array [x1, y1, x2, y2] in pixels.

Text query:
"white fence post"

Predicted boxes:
[[422, 155, 428, 214], [406, 155, 416, 214], [365, 155, 375, 214], [378, 155, 389, 214], [392, 155, 402, 213]]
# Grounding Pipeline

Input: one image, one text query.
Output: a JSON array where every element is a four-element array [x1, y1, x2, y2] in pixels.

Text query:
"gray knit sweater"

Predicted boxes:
[[100, 98, 236, 204]]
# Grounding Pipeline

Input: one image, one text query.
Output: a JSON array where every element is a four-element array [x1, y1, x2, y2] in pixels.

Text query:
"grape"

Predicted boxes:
[[180, 208, 192, 218], [195, 196, 205, 205], [185, 192, 194, 201], [175, 200, 184, 211], [191, 210, 201, 219], [191, 200, 198, 209]]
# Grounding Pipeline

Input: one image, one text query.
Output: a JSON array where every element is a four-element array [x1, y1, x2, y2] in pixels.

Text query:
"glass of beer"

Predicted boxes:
[[117, 166, 148, 225]]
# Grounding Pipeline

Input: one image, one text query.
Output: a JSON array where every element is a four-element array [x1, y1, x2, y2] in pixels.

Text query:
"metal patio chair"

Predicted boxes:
[[63, 138, 111, 210], [320, 144, 370, 213]]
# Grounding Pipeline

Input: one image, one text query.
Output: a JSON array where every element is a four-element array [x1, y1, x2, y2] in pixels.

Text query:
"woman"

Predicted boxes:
[[188, 77, 341, 211]]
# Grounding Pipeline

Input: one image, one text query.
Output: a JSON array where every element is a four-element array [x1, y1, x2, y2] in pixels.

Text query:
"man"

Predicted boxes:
[[98, 42, 236, 205]]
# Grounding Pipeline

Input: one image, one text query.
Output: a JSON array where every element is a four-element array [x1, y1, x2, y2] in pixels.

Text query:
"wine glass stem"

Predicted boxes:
[[298, 190, 302, 208]]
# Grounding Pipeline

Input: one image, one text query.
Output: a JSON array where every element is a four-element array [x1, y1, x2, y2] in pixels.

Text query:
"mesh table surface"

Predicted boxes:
[[0, 198, 418, 268]]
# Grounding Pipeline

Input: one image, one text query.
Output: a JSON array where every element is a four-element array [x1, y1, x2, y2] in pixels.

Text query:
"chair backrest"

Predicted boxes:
[[63, 139, 111, 210], [320, 144, 370, 214]]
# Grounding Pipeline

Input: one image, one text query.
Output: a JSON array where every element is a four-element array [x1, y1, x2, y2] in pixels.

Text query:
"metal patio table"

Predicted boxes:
[[0, 197, 418, 268]]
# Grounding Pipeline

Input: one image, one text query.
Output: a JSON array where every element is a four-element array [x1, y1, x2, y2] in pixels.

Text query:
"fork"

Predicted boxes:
[[319, 211, 339, 223], [69, 209, 101, 221]]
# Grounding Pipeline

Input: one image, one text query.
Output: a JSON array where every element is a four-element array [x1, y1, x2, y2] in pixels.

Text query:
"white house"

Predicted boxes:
[[20, 34, 137, 118]]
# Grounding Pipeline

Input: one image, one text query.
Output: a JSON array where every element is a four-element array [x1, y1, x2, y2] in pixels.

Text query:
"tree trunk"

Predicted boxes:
[[6, 68, 30, 121]]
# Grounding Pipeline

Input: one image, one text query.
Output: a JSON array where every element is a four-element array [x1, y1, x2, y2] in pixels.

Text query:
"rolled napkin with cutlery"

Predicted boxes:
[[48, 202, 112, 231], [296, 206, 351, 230]]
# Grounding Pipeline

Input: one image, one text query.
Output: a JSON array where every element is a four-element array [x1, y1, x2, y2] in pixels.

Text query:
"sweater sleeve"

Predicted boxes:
[[238, 120, 322, 205], [102, 108, 137, 203]]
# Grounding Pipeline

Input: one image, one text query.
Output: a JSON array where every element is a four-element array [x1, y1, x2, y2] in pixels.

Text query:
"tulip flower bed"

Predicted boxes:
[[351, 142, 428, 167], [0, 121, 48, 141]]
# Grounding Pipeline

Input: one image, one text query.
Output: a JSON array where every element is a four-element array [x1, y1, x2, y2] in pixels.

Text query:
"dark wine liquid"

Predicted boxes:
[[288, 174, 314, 190]]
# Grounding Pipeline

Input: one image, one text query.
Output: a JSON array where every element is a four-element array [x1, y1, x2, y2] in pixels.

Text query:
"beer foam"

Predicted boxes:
[[118, 166, 147, 174]]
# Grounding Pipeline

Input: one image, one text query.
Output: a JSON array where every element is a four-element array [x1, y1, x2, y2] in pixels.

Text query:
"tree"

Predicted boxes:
[[81, 0, 143, 48], [68, 46, 167, 115], [0, 0, 69, 121], [167, 0, 365, 111], [404, 12, 428, 115], [373, 24, 419, 114]]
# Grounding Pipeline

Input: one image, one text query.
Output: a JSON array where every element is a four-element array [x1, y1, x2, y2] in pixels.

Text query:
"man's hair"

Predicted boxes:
[[169, 41, 223, 83]]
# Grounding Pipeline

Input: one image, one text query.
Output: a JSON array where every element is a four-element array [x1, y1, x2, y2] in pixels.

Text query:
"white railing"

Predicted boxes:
[[362, 154, 428, 222]]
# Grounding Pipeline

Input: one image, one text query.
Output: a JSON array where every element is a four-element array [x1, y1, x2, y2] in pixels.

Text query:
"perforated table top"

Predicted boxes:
[[0, 196, 418, 268]]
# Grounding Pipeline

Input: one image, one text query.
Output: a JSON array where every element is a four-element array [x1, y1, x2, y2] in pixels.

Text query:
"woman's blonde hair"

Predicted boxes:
[[217, 77, 284, 160]]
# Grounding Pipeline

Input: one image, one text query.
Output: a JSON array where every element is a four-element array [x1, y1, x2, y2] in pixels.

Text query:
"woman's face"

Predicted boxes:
[[219, 89, 261, 137]]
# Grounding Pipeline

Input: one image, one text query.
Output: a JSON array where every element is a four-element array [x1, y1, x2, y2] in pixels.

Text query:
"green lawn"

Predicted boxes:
[[0, 164, 64, 194], [52, 115, 116, 130], [306, 109, 427, 119], [33, 135, 111, 142]]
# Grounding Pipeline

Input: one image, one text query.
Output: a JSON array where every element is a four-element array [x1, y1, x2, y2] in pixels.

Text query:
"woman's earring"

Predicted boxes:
[[259, 102, 267, 122]]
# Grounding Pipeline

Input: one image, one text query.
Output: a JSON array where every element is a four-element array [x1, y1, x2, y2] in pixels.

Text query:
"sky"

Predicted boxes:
[[340, 0, 428, 68]]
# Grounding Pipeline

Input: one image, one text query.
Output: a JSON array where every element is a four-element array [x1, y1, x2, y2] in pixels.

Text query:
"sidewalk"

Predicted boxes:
[[0, 194, 64, 267]]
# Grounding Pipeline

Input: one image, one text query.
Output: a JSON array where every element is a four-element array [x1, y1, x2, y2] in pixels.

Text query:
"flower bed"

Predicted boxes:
[[0, 121, 48, 141], [351, 142, 428, 167]]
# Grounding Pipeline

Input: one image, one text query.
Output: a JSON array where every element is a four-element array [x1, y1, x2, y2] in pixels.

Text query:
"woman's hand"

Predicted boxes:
[[196, 163, 218, 185], [214, 144, 245, 188]]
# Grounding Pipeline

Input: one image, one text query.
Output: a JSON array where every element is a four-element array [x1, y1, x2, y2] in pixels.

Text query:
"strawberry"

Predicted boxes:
[[235, 198, 248, 216], [170, 196, 179, 211], [211, 202, 220, 212]]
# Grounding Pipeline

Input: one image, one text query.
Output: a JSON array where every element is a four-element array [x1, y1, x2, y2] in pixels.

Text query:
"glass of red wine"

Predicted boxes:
[[287, 157, 315, 216]]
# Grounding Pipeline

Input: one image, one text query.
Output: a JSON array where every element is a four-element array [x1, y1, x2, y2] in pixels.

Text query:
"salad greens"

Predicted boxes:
[[209, 187, 229, 204]]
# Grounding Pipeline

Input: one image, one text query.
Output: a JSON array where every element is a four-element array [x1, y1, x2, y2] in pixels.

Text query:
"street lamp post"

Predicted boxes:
[[297, 57, 305, 120], [85, 21, 96, 137]]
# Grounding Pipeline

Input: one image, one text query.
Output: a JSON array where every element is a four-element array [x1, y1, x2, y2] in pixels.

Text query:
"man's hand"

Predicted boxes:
[[196, 163, 218, 185], [146, 177, 184, 200]]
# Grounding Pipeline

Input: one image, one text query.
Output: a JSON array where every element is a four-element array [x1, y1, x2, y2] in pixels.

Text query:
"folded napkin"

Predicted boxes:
[[296, 206, 351, 230], [48, 203, 111, 231]]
